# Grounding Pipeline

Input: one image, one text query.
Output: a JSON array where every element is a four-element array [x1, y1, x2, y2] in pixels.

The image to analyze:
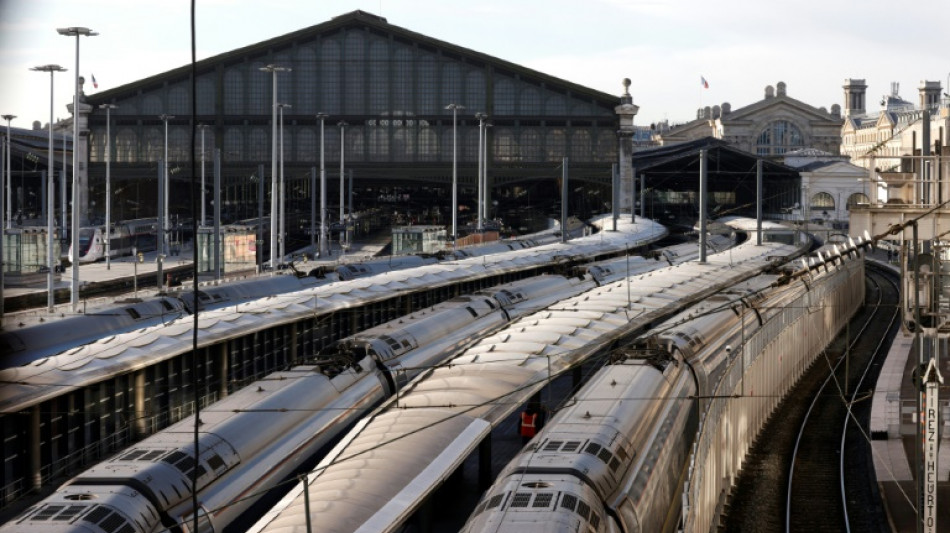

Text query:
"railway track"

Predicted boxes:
[[720, 262, 899, 533]]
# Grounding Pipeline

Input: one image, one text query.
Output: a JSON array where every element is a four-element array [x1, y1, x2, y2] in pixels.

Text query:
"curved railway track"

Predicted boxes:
[[721, 262, 898, 533]]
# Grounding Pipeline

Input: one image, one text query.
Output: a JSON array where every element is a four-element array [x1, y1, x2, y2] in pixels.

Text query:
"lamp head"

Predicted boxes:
[[57, 27, 97, 37], [31, 64, 67, 73]]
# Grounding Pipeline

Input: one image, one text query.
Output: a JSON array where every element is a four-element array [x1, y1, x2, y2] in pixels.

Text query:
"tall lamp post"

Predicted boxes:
[[2, 114, 15, 229], [0, 114, 10, 327], [32, 65, 67, 312], [445, 104, 464, 248], [100, 104, 117, 270], [277, 103, 291, 261], [198, 123, 211, 226], [158, 114, 174, 252], [58, 26, 98, 312], [475, 112, 487, 231], [338, 120, 347, 250], [259, 64, 290, 270], [317, 113, 328, 257]]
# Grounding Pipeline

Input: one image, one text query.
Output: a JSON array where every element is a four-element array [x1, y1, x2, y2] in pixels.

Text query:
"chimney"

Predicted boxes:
[[842, 78, 867, 117]]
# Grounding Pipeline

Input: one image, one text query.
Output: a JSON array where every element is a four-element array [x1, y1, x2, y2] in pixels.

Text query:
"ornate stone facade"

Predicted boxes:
[[655, 81, 844, 157]]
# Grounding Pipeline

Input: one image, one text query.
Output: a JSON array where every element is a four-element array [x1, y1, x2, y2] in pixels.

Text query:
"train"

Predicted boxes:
[[68, 218, 159, 264], [0, 272, 612, 533], [460, 242, 866, 533], [1, 216, 667, 371], [246, 222, 814, 533]]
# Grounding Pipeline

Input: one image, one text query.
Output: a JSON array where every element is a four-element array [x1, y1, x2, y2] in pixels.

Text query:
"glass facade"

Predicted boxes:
[[84, 12, 619, 223], [755, 120, 804, 156]]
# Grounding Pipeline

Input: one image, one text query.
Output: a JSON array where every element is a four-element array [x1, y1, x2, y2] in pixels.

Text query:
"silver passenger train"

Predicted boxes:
[[247, 219, 811, 533], [461, 240, 866, 533], [0, 221, 626, 371], [0, 218, 705, 533], [0, 273, 595, 533], [68, 218, 159, 264]]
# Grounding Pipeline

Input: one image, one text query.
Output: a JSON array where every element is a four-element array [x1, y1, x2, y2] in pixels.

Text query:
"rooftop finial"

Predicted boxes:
[[622, 78, 631, 96]]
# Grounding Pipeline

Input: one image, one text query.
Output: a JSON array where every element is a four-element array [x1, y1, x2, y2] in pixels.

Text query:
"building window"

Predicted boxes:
[[344, 32, 366, 115], [295, 46, 317, 114], [846, 192, 869, 209], [224, 68, 244, 115], [417, 55, 438, 115], [296, 127, 316, 162], [756, 120, 804, 156], [545, 129, 566, 162], [116, 129, 137, 163], [321, 40, 342, 114], [168, 85, 189, 115], [494, 78, 515, 116], [197, 76, 216, 116], [810, 191, 835, 210]]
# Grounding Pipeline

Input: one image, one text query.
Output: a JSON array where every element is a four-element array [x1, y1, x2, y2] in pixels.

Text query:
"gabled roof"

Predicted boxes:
[[631, 136, 798, 176], [794, 160, 865, 173], [87, 10, 617, 109], [720, 92, 840, 124]]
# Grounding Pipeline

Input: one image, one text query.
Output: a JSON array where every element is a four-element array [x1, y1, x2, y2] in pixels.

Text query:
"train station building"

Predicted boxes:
[[77, 10, 624, 235]]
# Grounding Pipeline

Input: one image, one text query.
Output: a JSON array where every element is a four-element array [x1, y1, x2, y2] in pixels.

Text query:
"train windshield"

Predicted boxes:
[[78, 228, 96, 254]]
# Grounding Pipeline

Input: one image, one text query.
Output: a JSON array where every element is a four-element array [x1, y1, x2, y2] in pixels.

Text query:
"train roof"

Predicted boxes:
[[248, 237, 809, 533], [0, 216, 667, 413]]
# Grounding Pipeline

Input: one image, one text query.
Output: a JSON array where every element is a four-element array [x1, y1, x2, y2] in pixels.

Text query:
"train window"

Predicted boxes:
[[597, 448, 613, 465], [589, 513, 601, 529], [161, 299, 175, 311], [120, 449, 150, 461], [560, 493, 578, 511], [466, 306, 478, 317], [561, 441, 581, 452], [487, 493, 506, 510], [576, 500, 591, 520], [583, 442, 602, 456], [207, 453, 226, 471], [614, 446, 627, 461], [484, 299, 496, 309], [609, 457, 621, 472], [126, 309, 141, 320], [510, 493, 531, 508], [99, 511, 127, 533], [532, 493, 554, 508], [32, 505, 65, 521], [543, 440, 563, 452], [53, 505, 85, 521], [82, 506, 111, 525], [142, 450, 167, 462]]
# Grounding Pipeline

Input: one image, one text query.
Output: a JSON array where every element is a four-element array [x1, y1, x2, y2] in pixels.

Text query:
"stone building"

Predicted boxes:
[[840, 79, 949, 175], [655, 81, 844, 157]]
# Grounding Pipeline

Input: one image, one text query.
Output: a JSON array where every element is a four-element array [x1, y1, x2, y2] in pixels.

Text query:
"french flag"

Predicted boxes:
[[701, 76, 709, 89], [92, 73, 98, 89]]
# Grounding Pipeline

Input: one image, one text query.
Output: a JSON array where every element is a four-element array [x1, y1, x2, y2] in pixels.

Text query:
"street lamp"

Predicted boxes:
[[316, 113, 328, 257], [58, 26, 98, 312], [32, 65, 67, 312], [445, 104, 464, 248], [2, 114, 14, 229], [99, 103, 117, 270], [475, 112, 487, 231], [158, 114, 174, 253], [277, 103, 291, 261], [259, 64, 291, 270], [338, 120, 347, 250], [198, 123, 211, 226]]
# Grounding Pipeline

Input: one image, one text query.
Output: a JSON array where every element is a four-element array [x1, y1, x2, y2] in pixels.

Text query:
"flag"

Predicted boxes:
[[92, 74, 98, 89], [701, 76, 709, 89]]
